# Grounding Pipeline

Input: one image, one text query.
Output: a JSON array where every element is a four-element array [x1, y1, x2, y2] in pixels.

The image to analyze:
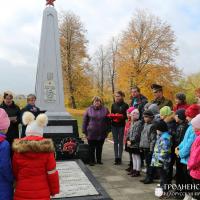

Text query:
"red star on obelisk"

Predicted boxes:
[[46, 0, 55, 6]]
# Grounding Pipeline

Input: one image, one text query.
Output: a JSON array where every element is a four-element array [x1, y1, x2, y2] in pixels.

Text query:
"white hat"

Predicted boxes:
[[22, 112, 48, 136], [191, 114, 200, 130], [130, 108, 140, 119]]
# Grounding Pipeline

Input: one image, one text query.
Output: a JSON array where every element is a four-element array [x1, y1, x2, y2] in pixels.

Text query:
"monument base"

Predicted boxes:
[[46, 111, 72, 120], [44, 113, 81, 160], [52, 160, 112, 200]]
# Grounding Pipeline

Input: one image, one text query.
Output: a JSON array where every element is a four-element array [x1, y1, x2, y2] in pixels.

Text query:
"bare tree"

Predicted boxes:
[[107, 37, 119, 101], [93, 45, 108, 97], [60, 12, 88, 108]]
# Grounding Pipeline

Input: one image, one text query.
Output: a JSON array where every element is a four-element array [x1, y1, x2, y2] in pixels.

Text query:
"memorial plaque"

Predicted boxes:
[[52, 160, 112, 200], [54, 161, 99, 198], [44, 80, 56, 103]]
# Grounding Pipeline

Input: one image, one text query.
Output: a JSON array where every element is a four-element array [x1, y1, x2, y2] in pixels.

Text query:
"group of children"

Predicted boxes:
[[125, 103, 200, 200], [0, 108, 60, 200]]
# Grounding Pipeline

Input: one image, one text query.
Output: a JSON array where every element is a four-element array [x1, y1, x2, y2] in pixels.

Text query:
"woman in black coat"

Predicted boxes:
[[110, 91, 129, 165], [0, 92, 21, 145]]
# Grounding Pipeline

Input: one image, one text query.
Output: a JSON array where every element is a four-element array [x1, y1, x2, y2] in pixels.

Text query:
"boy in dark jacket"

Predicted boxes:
[[174, 109, 189, 195], [139, 110, 157, 184], [0, 108, 13, 200]]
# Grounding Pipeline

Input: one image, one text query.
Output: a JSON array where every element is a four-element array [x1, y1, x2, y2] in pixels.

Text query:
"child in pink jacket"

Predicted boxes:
[[188, 114, 200, 200], [124, 107, 135, 172]]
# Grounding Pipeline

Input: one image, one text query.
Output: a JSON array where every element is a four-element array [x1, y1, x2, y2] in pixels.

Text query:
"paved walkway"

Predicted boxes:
[[88, 140, 175, 200]]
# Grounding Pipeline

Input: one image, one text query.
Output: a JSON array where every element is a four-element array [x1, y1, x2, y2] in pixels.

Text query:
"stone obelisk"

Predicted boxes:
[[35, 1, 78, 136], [35, 1, 70, 119]]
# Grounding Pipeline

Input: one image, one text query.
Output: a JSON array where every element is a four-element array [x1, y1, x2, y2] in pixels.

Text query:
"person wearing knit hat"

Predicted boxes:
[[185, 104, 200, 120], [175, 109, 186, 121], [188, 114, 200, 200], [124, 106, 135, 172], [191, 114, 200, 131], [154, 120, 168, 133], [151, 120, 171, 196], [174, 109, 189, 191], [174, 109, 189, 148], [148, 103, 160, 122], [143, 109, 154, 118], [140, 109, 157, 184], [127, 108, 143, 177], [12, 112, 60, 200], [0, 108, 13, 200], [176, 104, 200, 200], [173, 93, 189, 112], [160, 106, 173, 119], [160, 106, 177, 184]]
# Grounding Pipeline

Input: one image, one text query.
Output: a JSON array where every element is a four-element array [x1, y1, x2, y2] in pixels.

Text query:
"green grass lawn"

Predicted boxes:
[[68, 109, 85, 138]]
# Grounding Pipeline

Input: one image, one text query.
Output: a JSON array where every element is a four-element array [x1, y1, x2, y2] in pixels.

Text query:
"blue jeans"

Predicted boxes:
[[112, 126, 124, 159]]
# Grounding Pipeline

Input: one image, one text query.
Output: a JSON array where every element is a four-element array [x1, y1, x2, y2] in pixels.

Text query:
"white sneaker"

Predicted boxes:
[[191, 198, 197, 200], [155, 184, 163, 197], [183, 194, 192, 200]]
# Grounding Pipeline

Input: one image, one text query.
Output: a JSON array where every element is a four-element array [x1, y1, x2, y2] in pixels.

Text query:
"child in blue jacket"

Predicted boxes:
[[0, 108, 13, 200], [151, 120, 172, 196]]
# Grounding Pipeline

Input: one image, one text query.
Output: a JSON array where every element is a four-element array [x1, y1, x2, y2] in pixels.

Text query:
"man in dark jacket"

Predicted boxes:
[[0, 92, 21, 145], [130, 86, 148, 118], [151, 84, 173, 110]]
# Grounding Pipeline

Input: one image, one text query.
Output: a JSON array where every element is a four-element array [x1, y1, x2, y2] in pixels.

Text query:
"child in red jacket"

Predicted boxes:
[[12, 112, 59, 200]]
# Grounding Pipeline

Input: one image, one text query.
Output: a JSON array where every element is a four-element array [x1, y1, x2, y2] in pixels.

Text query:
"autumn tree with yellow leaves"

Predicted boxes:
[[60, 12, 93, 108], [116, 11, 181, 100]]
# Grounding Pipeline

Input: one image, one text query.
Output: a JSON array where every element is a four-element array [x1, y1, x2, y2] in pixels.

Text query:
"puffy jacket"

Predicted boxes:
[[174, 122, 189, 147], [128, 120, 143, 149], [178, 123, 196, 165], [0, 133, 13, 200], [151, 132, 172, 169], [82, 105, 110, 140], [139, 122, 157, 152], [12, 136, 60, 200], [188, 131, 200, 180]]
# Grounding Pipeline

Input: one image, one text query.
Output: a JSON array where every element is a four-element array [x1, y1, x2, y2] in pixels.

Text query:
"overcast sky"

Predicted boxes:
[[0, 0, 200, 94]]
